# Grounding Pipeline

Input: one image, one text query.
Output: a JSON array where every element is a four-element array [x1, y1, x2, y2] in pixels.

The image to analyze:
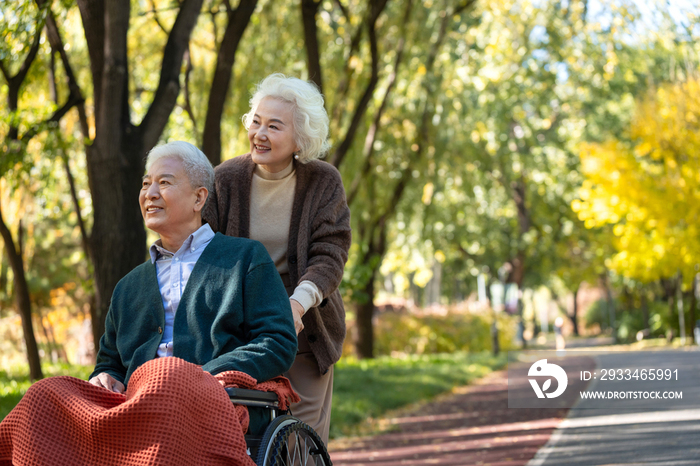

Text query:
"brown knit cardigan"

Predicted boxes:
[[203, 153, 351, 374]]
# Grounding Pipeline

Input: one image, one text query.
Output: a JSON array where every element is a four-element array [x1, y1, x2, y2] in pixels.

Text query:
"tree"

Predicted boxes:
[[74, 0, 204, 347], [574, 77, 700, 339], [574, 78, 700, 283], [0, 0, 88, 379], [343, 0, 476, 357], [200, 0, 258, 166], [6, 0, 699, 362]]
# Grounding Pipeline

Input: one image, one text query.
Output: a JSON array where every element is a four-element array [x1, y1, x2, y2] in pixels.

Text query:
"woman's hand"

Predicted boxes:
[[290, 298, 305, 335], [89, 372, 125, 393]]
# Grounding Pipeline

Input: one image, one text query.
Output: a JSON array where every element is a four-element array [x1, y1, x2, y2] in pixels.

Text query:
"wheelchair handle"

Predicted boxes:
[[225, 387, 280, 409]]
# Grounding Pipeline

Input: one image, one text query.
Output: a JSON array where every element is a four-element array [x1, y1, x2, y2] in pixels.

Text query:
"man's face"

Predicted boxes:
[[139, 156, 200, 239]]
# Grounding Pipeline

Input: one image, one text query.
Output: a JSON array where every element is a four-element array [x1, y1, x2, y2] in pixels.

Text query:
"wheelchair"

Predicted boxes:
[[226, 387, 333, 466]]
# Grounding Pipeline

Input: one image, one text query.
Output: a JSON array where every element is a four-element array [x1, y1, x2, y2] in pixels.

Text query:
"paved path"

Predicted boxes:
[[329, 356, 595, 466], [528, 348, 700, 466], [328, 347, 700, 466]]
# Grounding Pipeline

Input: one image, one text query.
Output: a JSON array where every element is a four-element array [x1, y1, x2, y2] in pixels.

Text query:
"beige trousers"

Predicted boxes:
[[281, 273, 334, 444], [284, 334, 333, 444]]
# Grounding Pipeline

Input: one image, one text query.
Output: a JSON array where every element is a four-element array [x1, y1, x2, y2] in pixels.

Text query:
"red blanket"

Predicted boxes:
[[0, 357, 299, 466]]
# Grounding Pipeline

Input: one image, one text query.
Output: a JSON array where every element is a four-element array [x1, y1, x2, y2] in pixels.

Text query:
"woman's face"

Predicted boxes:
[[248, 97, 300, 173]]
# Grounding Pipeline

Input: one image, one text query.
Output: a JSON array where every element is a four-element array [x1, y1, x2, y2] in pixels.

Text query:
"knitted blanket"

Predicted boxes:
[[0, 357, 300, 466]]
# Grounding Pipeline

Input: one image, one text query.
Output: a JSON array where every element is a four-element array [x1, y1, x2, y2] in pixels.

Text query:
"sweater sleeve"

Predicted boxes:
[[290, 280, 322, 313], [200, 244, 297, 382], [300, 171, 352, 298], [90, 298, 127, 384]]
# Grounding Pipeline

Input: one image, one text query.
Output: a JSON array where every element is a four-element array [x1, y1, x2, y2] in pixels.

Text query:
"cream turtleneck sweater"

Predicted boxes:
[[250, 160, 321, 313]]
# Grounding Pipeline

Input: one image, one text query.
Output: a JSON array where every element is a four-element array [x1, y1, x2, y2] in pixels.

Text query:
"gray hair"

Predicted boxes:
[[242, 73, 331, 163], [145, 141, 214, 196]]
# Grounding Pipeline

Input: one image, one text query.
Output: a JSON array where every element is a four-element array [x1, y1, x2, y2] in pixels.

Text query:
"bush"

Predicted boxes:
[[585, 297, 678, 342], [372, 308, 516, 356]]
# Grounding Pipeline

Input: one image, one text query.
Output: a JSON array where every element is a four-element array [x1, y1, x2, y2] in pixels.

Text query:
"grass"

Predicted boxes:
[[330, 351, 507, 439], [0, 363, 93, 421], [1, 352, 508, 440]]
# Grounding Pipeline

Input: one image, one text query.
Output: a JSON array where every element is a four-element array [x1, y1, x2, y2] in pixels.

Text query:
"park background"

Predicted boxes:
[[1, 0, 699, 441]]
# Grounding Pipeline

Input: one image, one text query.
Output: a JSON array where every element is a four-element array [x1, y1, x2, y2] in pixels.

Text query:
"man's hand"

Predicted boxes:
[[89, 372, 125, 394], [290, 298, 305, 335]]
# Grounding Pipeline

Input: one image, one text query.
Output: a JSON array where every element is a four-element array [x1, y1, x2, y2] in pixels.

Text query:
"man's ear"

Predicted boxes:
[[193, 187, 208, 213]]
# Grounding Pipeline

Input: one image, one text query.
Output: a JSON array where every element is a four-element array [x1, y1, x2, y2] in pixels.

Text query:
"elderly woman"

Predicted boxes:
[[204, 73, 351, 442]]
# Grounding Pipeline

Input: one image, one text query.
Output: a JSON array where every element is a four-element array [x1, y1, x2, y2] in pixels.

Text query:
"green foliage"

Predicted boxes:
[[3, 0, 700, 365], [584, 296, 676, 342], [373, 310, 516, 356], [0, 363, 92, 421], [331, 351, 507, 438], [377, 0, 700, 313], [0, 0, 47, 70]]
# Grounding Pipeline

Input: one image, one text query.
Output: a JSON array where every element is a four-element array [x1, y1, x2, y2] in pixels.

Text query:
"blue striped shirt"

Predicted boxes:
[[148, 223, 215, 357]]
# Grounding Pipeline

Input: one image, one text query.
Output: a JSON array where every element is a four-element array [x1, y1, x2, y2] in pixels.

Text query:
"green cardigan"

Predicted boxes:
[[91, 233, 297, 387]]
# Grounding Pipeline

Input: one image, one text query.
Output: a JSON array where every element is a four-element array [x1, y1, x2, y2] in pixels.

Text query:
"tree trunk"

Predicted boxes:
[[353, 215, 389, 358], [571, 285, 580, 336], [676, 272, 686, 345], [517, 291, 527, 349], [86, 140, 148, 348], [0, 206, 42, 380], [601, 272, 617, 343], [485, 275, 500, 355], [330, 0, 389, 168], [346, 0, 414, 205], [201, 0, 258, 166], [689, 272, 698, 343], [355, 276, 375, 359], [42, 4, 91, 138], [45, 13, 92, 261], [0, 10, 49, 381], [77, 0, 204, 347], [508, 254, 527, 349], [641, 290, 649, 332], [503, 173, 530, 350], [300, 0, 323, 93]]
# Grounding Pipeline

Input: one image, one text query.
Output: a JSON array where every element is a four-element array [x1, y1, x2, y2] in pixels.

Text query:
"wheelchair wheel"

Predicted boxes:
[[255, 415, 332, 466]]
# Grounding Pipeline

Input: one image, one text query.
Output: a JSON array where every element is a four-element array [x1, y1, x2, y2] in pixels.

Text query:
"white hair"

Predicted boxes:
[[145, 141, 214, 195], [242, 73, 331, 163]]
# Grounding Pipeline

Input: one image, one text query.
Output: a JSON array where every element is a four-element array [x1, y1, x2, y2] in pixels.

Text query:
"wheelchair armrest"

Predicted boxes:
[[225, 387, 280, 409]]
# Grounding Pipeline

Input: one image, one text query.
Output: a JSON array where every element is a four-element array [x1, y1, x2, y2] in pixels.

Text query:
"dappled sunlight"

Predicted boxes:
[[330, 357, 596, 465], [331, 421, 560, 465], [334, 417, 561, 447]]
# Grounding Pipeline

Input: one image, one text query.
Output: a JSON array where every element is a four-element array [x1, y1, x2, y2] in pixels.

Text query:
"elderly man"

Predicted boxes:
[[0, 141, 297, 466], [89, 140, 297, 391]]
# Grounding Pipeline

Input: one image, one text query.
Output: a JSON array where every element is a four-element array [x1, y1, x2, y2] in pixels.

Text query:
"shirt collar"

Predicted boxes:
[[148, 223, 215, 263]]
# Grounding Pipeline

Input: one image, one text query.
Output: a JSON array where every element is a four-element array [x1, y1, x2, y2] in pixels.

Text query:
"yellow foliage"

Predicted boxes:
[[574, 77, 700, 283], [421, 182, 434, 205], [434, 250, 446, 263], [413, 269, 434, 288]]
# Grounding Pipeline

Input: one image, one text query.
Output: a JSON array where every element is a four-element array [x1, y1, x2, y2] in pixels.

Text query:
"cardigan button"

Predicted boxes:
[[289, 256, 297, 265], [307, 334, 317, 343], [158, 326, 163, 334]]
